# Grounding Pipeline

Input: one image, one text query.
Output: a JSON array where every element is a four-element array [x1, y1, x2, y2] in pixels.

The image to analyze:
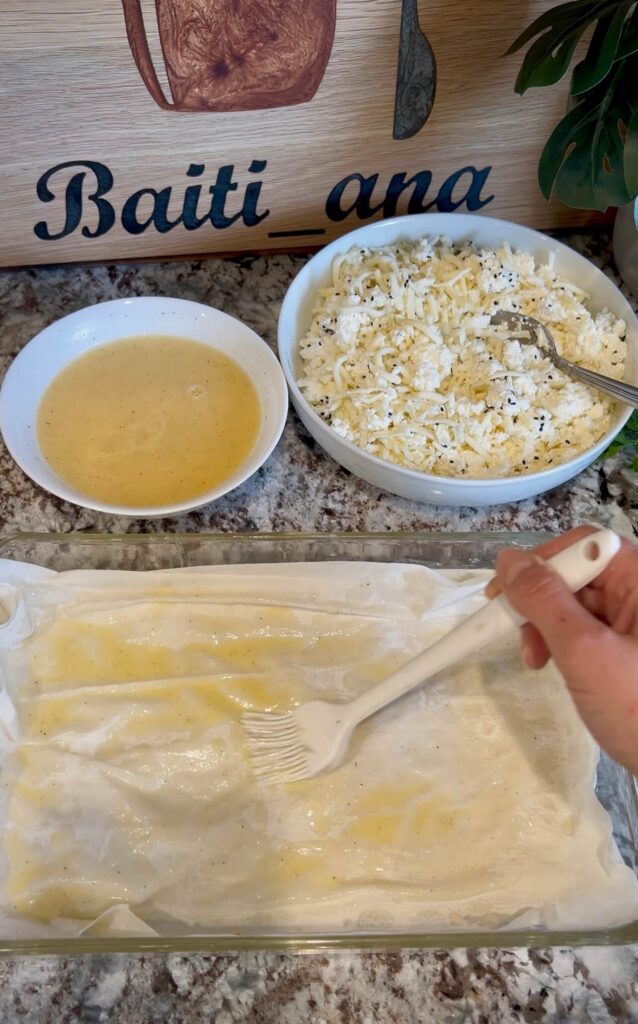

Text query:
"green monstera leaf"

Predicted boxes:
[[508, 0, 638, 211], [508, 0, 621, 91], [610, 2, 638, 61], [538, 62, 637, 210], [570, 1, 634, 93], [599, 411, 638, 470], [625, 102, 638, 195]]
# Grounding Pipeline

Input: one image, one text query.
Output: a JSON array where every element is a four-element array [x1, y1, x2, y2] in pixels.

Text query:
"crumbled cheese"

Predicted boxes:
[[298, 238, 627, 478]]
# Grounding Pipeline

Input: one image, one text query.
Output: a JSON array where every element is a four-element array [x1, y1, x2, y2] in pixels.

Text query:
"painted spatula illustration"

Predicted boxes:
[[393, 0, 437, 139]]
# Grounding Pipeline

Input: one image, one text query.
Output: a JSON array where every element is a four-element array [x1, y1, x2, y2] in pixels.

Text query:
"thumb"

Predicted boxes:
[[494, 549, 604, 666]]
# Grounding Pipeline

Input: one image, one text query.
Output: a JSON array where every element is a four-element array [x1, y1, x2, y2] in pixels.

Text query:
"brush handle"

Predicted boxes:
[[347, 529, 621, 725]]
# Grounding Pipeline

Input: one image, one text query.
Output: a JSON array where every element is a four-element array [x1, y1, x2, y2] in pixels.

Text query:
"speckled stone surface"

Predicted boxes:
[[0, 230, 637, 1022], [0, 231, 637, 539], [0, 948, 637, 1024]]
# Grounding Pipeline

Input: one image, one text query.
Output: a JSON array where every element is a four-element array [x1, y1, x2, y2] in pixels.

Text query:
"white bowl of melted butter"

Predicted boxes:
[[0, 297, 288, 517]]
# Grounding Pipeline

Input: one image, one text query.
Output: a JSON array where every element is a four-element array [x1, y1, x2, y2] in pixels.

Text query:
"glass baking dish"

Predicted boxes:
[[0, 530, 636, 955]]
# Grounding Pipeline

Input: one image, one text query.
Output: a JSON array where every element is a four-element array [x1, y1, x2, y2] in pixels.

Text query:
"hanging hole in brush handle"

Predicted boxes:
[[490, 529, 622, 632], [541, 529, 620, 589], [121, 0, 175, 110], [585, 539, 600, 560]]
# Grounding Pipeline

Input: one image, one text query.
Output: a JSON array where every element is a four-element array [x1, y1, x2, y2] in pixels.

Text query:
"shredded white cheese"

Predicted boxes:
[[297, 238, 627, 478]]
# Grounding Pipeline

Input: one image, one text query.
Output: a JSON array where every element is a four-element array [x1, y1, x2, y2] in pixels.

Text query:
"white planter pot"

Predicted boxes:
[[613, 199, 638, 297]]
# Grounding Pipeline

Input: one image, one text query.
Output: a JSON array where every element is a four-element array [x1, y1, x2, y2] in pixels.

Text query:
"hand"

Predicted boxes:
[[486, 526, 638, 775]]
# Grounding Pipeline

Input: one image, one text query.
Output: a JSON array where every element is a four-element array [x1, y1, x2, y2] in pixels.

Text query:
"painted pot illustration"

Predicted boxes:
[[122, 0, 337, 112]]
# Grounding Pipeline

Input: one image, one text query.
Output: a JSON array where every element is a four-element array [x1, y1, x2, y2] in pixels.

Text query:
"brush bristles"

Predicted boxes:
[[241, 711, 310, 785]]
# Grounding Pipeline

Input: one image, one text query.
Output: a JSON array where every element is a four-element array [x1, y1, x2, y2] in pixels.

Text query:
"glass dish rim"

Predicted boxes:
[[2, 528, 557, 545], [0, 528, 636, 955]]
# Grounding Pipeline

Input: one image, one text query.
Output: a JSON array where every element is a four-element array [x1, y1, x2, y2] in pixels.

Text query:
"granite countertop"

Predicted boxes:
[[1, 230, 637, 539], [0, 229, 637, 1022]]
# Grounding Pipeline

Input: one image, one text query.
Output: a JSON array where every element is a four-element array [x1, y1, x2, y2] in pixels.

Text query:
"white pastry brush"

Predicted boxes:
[[242, 530, 620, 785]]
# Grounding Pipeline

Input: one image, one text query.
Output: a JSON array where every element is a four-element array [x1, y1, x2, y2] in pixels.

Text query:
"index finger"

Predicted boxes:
[[484, 525, 597, 599]]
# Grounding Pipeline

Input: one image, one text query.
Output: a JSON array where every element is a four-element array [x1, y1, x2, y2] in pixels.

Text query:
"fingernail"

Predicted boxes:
[[502, 552, 538, 588]]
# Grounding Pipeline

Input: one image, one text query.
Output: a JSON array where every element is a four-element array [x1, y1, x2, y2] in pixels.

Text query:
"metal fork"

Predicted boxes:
[[490, 310, 638, 408]]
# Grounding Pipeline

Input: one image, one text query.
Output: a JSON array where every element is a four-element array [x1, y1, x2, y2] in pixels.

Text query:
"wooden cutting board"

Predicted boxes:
[[0, 1, 599, 269]]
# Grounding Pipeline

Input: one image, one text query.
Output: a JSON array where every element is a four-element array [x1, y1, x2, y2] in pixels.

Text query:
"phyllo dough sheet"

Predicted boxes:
[[0, 558, 636, 938]]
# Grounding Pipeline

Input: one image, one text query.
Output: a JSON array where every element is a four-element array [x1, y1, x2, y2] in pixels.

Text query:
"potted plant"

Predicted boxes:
[[508, 0, 638, 277], [509, 0, 638, 467]]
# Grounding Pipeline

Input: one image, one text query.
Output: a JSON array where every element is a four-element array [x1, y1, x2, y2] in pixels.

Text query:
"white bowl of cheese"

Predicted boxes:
[[278, 213, 638, 506]]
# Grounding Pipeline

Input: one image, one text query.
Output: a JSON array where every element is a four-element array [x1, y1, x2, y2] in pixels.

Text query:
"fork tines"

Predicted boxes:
[[241, 711, 310, 785]]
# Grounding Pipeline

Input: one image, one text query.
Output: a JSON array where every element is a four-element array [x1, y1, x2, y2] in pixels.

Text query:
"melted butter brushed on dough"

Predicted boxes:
[[0, 561, 636, 934]]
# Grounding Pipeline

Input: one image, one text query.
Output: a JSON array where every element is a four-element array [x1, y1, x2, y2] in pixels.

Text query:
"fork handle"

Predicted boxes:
[[554, 357, 638, 408], [346, 529, 621, 725]]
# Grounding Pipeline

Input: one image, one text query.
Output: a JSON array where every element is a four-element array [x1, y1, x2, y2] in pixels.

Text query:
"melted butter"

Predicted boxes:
[[22, 613, 457, 893], [269, 848, 341, 892], [31, 620, 303, 711], [213, 635, 307, 673], [407, 799, 459, 844], [353, 776, 428, 813], [36, 335, 261, 507], [343, 798, 457, 849], [345, 778, 455, 848], [347, 813, 403, 846], [25, 684, 229, 753], [7, 873, 124, 922], [4, 562, 637, 932], [26, 676, 297, 746], [32, 621, 183, 687]]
